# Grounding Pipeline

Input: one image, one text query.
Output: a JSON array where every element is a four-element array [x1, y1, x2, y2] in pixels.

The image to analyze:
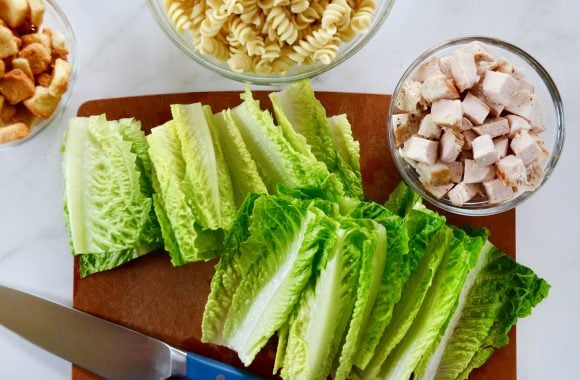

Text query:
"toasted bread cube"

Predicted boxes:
[[0, 69, 35, 104], [462, 128, 478, 150], [27, 0, 45, 27], [473, 117, 510, 138], [0, 24, 17, 59], [462, 92, 490, 125], [18, 42, 51, 75], [0, 99, 15, 121], [464, 159, 496, 183], [410, 57, 442, 82], [448, 182, 479, 206], [472, 134, 500, 166], [483, 178, 514, 204], [12, 57, 33, 79], [395, 79, 425, 113], [0, 0, 29, 29], [402, 135, 438, 165], [49, 58, 71, 96], [450, 50, 479, 92], [23, 85, 61, 119], [420, 74, 459, 104], [494, 136, 509, 158], [482, 70, 519, 106], [510, 129, 541, 164], [505, 89, 543, 128], [48, 29, 69, 59], [0, 122, 30, 143], [21, 32, 51, 51], [440, 127, 464, 163], [418, 114, 442, 139], [431, 99, 462, 128], [11, 103, 35, 124], [496, 155, 527, 186], [36, 72, 51, 87], [446, 161, 464, 183], [420, 178, 453, 199], [416, 161, 451, 186], [0, 59, 4, 77], [392, 113, 420, 146]]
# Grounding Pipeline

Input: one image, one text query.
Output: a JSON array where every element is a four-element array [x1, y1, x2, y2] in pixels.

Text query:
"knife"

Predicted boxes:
[[0, 285, 261, 380]]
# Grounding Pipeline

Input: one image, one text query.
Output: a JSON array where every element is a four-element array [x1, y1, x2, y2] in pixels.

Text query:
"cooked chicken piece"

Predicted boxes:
[[461, 116, 473, 131], [472, 134, 500, 166], [462, 92, 490, 125], [505, 89, 543, 128], [511, 65, 535, 93], [520, 158, 545, 191], [483, 179, 514, 204], [482, 70, 519, 106], [439, 127, 464, 163], [438, 55, 454, 80], [410, 57, 443, 82], [416, 161, 451, 186], [450, 50, 479, 92], [392, 113, 420, 146], [418, 114, 442, 140], [420, 74, 459, 104], [462, 128, 478, 150], [506, 114, 531, 137], [420, 177, 453, 199], [446, 160, 464, 183], [460, 41, 495, 62], [472, 117, 509, 138], [494, 136, 509, 158], [510, 129, 541, 164], [464, 159, 495, 183], [495, 155, 527, 187], [431, 99, 462, 128], [395, 79, 425, 113], [493, 57, 515, 74], [402, 135, 439, 165], [448, 182, 479, 206]]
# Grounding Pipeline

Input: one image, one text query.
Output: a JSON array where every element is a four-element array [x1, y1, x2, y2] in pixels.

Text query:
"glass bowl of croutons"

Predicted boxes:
[[387, 36, 565, 216], [0, 0, 77, 149], [147, 0, 396, 85]]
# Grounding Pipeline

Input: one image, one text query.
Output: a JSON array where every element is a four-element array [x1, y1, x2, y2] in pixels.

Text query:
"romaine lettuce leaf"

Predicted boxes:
[[270, 80, 363, 199], [327, 114, 361, 176]]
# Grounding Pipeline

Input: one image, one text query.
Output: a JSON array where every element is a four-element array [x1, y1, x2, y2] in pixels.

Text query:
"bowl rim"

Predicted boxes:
[[147, 0, 396, 85], [387, 35, 565, 216], [0, 0, 78, 151]]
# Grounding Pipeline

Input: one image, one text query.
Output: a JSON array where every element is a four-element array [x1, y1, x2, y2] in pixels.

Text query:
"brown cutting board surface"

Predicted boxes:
[[73, 92, 516, 380]]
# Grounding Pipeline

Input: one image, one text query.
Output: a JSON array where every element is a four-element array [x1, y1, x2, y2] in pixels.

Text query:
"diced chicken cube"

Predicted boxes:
[[462, 128, 478, 150], [410, 57, 443, 82], [439, 55, 454, 80], [450, 51, 479, 92], [472, 117, 510, 138], [477, 60, 495, 76], [418, 114, 442, 139], [461, 116, 473, 131], [505, 90, 543, 128], [439, 128, 464, 163], [472, 134, 500, 166], [506, 114, 531, 137], [493, 57, 514, 74], [520, 158, 545, 191], [462, 92, 490, 124], [448, 182, 479, 206], [511, 65, 535, 93], [460, 41, 495, 62], [483, 179, 514, 204], [471, 80, 505, 116], [510, 129, 541, 164], [494, 136, 509, 158], [416, 161, 451, 186], [395, 79, 425, 113], [482, 70, 519, 106], [446, 161, 464, 183], [392, 113, 420, 146], [420, 74, 460, 104], [495, 155, 527, 186], [402, 135, 439, 165], [431, 99, 463, 128], [464, 159, 495, 183], [420, 178, 454, 199]]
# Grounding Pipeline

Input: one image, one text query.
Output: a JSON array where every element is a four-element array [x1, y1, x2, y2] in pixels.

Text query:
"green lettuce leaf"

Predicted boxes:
[[327, 114, 361, 176], [269, 80, 363, 199], [230, 88, 330, 194], [212, 109, 267, 206], [220, 195, 335, 365]]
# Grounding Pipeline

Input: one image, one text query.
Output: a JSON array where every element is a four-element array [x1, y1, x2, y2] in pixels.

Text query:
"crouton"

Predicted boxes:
[[0, 99, 16, 121], [36, 71, 51, 86], [12, 57, 33, 80], [0, 0, 29, 29], [23, 85, 61, 118], [21, 32, 51, 52], [48, 58, 71, 96], [27, 0, 46, 27], [0, 24, 18, 59], [0, 68, 35, 104], [18, 42, 51, 75], [0, 122, 29, 143]]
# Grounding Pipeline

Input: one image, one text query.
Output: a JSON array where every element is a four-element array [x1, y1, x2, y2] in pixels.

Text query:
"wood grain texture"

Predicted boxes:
[[73, 91, 516, 380]]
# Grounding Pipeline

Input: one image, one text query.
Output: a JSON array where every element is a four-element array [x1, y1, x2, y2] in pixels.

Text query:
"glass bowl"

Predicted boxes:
[[387, 36, 565, 216], [0, 0, 78, 150], [147, 0, 395, 85]]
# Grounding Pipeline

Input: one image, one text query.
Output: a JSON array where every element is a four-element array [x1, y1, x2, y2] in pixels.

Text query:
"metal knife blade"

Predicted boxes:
[[0, 285, 259, 380]]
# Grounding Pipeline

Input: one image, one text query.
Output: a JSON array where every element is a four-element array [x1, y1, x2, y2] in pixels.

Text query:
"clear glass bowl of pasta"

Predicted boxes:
[[148, 0, 396, 84]]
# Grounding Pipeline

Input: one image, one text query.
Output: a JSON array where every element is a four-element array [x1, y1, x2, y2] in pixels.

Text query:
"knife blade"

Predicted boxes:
[[0, 285, 260, 380]]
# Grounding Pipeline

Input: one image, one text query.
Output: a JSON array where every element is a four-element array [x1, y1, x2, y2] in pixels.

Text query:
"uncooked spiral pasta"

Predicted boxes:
[[163, 0, 378, 73]]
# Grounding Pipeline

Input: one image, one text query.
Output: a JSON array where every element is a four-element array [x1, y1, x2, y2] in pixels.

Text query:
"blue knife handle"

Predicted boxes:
[[186, 352, 262, 380]]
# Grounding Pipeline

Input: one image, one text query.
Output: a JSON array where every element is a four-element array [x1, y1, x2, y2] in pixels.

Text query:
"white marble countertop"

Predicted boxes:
[[0, 0, 578, 379]]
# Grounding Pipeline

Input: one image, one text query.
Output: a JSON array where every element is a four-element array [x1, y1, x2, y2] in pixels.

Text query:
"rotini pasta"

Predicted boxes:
[[164, 0, 378, 73]]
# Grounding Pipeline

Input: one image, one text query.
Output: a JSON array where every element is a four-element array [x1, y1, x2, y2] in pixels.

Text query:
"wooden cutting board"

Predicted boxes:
[[73, 91, 516, 380]]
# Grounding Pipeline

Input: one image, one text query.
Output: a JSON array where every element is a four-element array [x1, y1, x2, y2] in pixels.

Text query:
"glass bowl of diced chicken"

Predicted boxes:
[[387, 36, 565, 216], [0, 0, 77, 149], [148, 0, 395, 84]]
